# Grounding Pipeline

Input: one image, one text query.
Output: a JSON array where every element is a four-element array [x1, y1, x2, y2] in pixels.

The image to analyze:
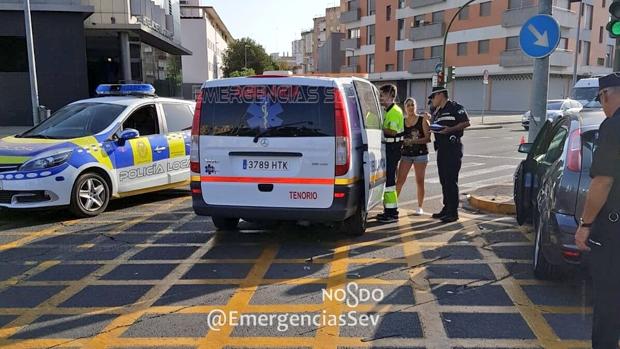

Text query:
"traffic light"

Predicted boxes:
[[446, 66, 456, 83], [607, 1, 620, 38]]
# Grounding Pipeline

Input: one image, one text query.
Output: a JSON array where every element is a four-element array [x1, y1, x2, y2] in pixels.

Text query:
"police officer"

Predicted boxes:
[[377, 84, 404, 223], [428, 86, 470, 223], [575, 73, 620, 349]]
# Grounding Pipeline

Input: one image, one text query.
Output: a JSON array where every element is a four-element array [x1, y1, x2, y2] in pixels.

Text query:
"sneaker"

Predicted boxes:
[[415, 208, 424, 215], [377, 214, 399, 223]]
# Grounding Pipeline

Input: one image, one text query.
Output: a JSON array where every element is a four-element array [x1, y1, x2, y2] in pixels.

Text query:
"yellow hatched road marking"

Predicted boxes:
[[0, 220, 80, 251]]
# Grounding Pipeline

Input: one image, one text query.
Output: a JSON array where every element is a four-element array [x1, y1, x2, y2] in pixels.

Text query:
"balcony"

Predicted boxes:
[[503, 6, 577, 28], [340, 8, 361, 23], [340, 38, 360, 51], [408, 0, 446, 9], [499, 49, 573, 68], [341, 65, 361, 74], [408, 57, 441, 74], [410, 22, 445, 41]]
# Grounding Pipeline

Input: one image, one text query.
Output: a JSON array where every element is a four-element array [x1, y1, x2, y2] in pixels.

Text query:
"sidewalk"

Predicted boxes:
[[467, 114, 523, 130]]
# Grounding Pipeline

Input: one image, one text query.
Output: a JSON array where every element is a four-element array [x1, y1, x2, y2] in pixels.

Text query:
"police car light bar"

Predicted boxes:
[[95, 84, 156, 96]]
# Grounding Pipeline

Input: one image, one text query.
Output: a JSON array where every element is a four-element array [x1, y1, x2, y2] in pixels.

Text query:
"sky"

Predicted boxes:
[[203, 0, 339, 55]]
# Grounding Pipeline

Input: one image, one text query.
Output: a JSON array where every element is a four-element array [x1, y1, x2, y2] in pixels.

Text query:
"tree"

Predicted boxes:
[[222, 38, 275, 77], [229, 67, 256, 77]]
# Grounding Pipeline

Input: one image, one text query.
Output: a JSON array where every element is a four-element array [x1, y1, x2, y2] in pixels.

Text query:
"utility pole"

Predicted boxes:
[[571, 0, 583, 90], [528, 0, 552, 142], [24, 0, 40, 125]]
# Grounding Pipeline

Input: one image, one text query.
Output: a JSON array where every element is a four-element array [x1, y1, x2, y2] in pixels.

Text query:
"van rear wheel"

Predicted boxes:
[[212, 216, 239, 230], [342, 201, 367, 237]]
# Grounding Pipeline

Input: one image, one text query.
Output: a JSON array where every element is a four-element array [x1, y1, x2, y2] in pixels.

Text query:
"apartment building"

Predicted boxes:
[[340, 0, 614, 112], [180, 1, 233, 99], [313, 6, 348, 73]]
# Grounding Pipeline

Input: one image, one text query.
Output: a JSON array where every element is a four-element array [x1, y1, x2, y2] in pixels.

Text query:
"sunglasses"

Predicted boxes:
[[595, 89, 607, 102]]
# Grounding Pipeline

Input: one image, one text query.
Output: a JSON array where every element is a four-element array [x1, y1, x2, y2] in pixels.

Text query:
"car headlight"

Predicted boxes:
[[19, 149, 73, 171]]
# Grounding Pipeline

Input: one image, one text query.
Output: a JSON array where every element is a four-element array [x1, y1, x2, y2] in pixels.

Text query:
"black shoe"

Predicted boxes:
[[377, 214, 399, 223], [432, 210, 447, 219], [440, 215, 459, 223]]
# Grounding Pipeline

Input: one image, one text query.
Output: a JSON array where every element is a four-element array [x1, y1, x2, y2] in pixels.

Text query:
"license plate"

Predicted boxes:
[[242, 159, 289, 171]]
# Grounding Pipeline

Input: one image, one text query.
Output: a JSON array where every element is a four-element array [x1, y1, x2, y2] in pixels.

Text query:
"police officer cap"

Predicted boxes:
[[599, 73, 620, 91], [428, 86, 448, 100]]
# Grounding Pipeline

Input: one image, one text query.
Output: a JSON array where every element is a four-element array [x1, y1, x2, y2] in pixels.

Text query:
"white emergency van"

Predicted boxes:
[[191, 75, 387, 235]]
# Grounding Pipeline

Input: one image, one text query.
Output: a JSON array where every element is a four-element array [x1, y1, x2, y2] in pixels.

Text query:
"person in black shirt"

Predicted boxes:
[[428, 86, 470, 223], [396, 98, 431, 215], [575, 73, 620, 349]]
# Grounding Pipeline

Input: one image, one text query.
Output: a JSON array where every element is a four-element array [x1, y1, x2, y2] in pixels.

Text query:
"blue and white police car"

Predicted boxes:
[[0, 84, 195, 217]]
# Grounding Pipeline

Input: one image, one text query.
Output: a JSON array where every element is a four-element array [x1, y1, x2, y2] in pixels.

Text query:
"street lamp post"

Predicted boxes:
[[24, 0, 40, 125], [440, 0, 477, 85], [571, 0, 583, 91]]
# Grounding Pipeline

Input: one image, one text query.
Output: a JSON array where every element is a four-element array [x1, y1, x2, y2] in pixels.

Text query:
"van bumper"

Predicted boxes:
[[192, 183, 362, 222]]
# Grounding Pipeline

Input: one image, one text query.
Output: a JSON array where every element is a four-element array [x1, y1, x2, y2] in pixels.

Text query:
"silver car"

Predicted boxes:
[[521, 99, 583, 131]]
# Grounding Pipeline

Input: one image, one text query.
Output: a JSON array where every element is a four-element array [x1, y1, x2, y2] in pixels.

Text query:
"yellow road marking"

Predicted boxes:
[[0, 220, 80, 251]]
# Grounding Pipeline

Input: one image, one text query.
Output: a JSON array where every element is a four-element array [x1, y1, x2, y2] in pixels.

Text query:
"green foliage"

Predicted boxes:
[[229, 67, 256, 77], [223, 38, 276, 77]]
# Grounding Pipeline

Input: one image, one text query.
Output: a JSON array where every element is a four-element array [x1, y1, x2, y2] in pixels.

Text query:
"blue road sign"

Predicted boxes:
[[434, 62, 443, 74], [519, 15, 560, 59]]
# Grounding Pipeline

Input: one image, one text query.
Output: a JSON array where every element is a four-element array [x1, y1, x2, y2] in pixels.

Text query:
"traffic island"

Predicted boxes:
[[466, 184, 516, 215]]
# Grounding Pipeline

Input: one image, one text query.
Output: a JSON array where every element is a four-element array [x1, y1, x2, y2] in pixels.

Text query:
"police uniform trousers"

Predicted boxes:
[[436, 139, 463, 216], [590, 213, 620, 349], [384, 142, 402, 215]]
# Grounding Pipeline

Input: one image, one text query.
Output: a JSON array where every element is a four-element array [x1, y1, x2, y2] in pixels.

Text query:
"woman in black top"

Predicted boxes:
[[396, 98, 431, 215]]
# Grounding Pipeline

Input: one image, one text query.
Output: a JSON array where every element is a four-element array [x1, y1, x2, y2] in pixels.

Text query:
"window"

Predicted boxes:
[[552, 0, 569, 9], [559, 37, 568, 50], [543, 126, 569, 164], [163, 103, 194, 132], [603, 0, 606, 8], [607, 45, 614, 68], [583, 41, 591, 65], [123, 104, 160, 136], [600, 26, 604, 44], [349, 28, 361, 39], [479, 1, 491, 16], [432, 11, 444, 24], [347, 0, 355, 11], [0, 37, 27, 72], [584, 4, 593, 30], [413, 48, 425, 60], [459, 6, 469, 20], [353, 80, 382, 130], [385, 36, 391, 51], [367, 54, 375, 73], [414, 15, 425, 27], [367, 0, 376, 15], [343, 83, 362, 134], [386, 5, 391, 21], [478, 39, 490, 54], [457, 42, 468, 56], [199, 86, 336, 137], [397, 51, 404, 71], [431, 45, 443, 58], [367, 25, 376, 45], [385, 64, 395, 71], [398, 19, 405, 40], [506, 36, 520, 50], [398, 0, 406, 9]]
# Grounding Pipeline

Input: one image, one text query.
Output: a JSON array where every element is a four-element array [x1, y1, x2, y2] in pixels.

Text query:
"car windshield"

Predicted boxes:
[[546, 102, 563, 110], [20, 103, 126, 139], [571, 87, 598, 105]]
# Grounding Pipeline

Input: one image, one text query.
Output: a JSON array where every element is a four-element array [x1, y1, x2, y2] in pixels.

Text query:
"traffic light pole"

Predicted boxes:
[[615, 38, 620, 72], [441, 0, 476, 85], [528, 0, 552, 142]]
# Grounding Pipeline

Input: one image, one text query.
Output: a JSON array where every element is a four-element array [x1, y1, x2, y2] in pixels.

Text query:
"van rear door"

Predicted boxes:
[[198, 82, 336, 209]]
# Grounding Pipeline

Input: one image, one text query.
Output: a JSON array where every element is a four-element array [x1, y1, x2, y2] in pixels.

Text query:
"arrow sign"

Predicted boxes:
[[520, 15, 560, 59], [527, 24, 549, 47]]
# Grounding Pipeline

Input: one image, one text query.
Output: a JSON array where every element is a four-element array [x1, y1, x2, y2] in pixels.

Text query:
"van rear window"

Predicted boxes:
[[199, 85, 335, 137]]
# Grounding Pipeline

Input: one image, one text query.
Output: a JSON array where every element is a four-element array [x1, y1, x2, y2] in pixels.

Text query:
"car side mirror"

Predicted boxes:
[[518, 143, 533, 154], [117, 128, 139, 145]]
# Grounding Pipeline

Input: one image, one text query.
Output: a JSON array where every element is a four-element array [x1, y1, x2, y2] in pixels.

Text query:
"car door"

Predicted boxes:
[[515, 120, 553, 224], [534, 120, 570, 214], [113, 103, 168, 193], [160, 102, 194, 184], [353, 79, 385, 211]]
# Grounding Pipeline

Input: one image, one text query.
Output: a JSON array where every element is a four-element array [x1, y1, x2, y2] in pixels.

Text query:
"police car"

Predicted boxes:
[[0, 84, 195, 217], [191, 74, 387, 235]]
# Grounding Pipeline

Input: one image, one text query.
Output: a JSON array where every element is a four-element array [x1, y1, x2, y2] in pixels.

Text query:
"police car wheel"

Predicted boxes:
[[212, 216, 239, 230], [343, 201, 367, 236], [69, 173, 110, 218]]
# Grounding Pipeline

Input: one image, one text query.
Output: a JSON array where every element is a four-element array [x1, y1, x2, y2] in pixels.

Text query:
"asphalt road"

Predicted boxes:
[[0, 122, 596, 349]]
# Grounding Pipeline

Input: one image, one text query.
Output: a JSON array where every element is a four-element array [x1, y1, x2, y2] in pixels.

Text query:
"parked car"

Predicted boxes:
[[514, 109, 605, 279], [521, 99, 583, 130]]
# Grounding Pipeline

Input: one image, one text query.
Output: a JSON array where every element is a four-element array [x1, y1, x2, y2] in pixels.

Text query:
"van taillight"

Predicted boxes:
[[567, 128, 582, 172], [190, 91, 203, 174], [334, 89, 350, 176]]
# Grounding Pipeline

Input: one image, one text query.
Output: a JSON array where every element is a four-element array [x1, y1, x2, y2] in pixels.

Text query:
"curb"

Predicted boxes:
[[467, 193, 516, 215], [468, 125, 503, 131]]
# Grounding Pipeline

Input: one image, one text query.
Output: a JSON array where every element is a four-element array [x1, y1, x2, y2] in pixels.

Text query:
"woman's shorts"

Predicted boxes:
[[401, 154, 429, 163]]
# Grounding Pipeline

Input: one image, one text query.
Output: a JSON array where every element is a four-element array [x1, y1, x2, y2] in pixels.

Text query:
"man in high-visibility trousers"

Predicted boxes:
[[377, 84, 404, 223]]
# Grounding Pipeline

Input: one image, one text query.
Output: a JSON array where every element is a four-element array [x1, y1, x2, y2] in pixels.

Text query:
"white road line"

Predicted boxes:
[[461, 174, 514, 188], [426, 165, 516, 184], [463, 154, 524, 160]]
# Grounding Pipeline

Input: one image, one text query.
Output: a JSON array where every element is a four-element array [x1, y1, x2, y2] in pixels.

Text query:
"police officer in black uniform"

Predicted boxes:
[[428, 86, 470, 223], [575, 73, 620, 349]]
